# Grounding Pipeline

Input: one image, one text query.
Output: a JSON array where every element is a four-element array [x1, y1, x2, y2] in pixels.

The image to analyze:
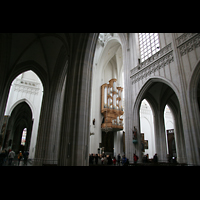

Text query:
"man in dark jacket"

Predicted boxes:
[[153, 153, 158, 164], [23, 151, 29, 166], [117, 154, 121, 166], [89, 154, 94, 165], [95, 154, 98, 165], [122, 155, 127, 166], [0, 151, 6, 166]]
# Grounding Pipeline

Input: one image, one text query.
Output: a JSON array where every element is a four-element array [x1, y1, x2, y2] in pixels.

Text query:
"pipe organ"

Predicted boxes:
[[101, 79, 124, 132]]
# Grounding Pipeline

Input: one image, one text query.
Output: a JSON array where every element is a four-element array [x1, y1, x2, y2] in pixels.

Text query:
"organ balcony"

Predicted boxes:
[[101, 78, 124, 133]]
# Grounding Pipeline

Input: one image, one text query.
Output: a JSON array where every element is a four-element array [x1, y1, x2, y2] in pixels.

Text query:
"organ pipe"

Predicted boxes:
[[104, 86, 107, 108], [101, 78, 124, 132]]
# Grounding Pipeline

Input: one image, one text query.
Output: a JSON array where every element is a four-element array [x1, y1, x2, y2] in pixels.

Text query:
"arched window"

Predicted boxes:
[[138, 33, 160, 62], [21, 128, 27, 146]]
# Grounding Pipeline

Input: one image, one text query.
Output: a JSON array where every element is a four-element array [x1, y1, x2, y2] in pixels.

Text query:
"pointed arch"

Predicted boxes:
[[8, 60, 47, 91], [132, 76, 186, 163], [188, 59, 200, 164], [188, 59, 200, 110], [1, 61, 47, 125], [5, 101, 33, 152], [132, 76, 180, 114], [7, 98, 35, 119]]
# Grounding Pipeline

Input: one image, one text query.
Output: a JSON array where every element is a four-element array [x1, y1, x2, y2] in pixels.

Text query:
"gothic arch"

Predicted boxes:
[[188, 59, 200, 114], [0, 61, 46, 137], [166, 99, 187, 163], [132, 77, 186, 163], [2, 61, 47, 116], [7, 99, 35, 119], [100, 39, 122, 83], [93, 33, 127, 85], [8, 60, 47, 92], [5, 63, 45, 116], [189, 59, 200, 86], [132, 76, 180, 114], [5, 101, 33, 152], [188, 59, 200, 160]]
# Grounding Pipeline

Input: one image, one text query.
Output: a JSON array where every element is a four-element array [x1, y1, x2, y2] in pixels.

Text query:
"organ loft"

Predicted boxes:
[[101, 78, 124, 133]]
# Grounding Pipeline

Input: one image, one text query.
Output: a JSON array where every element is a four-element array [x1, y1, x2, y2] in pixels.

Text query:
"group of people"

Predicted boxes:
[[89, 153, 133, 166], [142, 153, 158, 164], [89, 154, 114, 165], [0, 149, 29, 166], [89, 152, 158, 166]]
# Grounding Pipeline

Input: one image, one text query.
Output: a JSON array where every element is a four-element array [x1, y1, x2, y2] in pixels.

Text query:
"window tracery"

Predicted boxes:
[[139, 33, 160, 62]]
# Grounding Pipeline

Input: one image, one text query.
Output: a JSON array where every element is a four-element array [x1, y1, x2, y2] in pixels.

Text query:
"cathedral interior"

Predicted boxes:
[[0, 33, 200, 166]]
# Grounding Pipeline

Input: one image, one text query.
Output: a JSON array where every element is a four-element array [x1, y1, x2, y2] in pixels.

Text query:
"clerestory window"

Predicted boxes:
[[138, 33, 160, 62]]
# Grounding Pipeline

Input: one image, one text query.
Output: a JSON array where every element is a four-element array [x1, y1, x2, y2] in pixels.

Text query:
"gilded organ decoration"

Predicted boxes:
[[101, 79, 124, 132]]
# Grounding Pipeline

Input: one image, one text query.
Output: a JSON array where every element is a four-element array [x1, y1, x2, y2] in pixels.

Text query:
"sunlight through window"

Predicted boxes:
[[21, 128, 27, 146], [138, 33, 160, 62]]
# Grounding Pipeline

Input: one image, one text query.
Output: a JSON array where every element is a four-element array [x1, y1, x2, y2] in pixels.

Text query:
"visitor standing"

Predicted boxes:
[[107, 155, 112, 165], [23, 151, 29, 166], [89, 154, 94, 165], [18, 151, 23, 166], [117, 154, 121, 166], [0, 150, 6, 166], [134, 153, 139, 165], [104, 155, 108, 165], [95, 154, 98, 165], [153, 153, 158, 164], [112, 157, 116, 166], [122, 155, 127, 166], [8, 150, 15, 166], [101, 156, 104, 165]]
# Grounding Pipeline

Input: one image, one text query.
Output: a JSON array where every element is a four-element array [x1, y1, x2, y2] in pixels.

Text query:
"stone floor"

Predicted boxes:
[[1, 156, 33, 166]]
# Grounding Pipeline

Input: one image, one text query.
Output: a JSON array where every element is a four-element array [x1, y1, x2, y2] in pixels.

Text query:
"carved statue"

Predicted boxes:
[[133, 126, 137, 140]]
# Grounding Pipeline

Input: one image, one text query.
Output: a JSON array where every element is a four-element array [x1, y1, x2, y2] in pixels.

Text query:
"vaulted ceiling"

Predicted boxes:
[[7, 33, 69, 81], [143, 82, 179, 114]]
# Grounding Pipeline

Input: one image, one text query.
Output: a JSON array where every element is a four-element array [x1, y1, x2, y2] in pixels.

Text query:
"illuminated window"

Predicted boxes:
[[138, 33, 160, 62], [21, 128, 27, 146]]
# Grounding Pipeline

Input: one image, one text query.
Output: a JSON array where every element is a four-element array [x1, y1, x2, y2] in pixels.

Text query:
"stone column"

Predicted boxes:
[[33, 89, 52, 166], [124, 33, 137, 164], [58, 34, 98, 166], [171, 33, 199, 165], [33, 69, 67, 166], [0, 34, 12, 135], [154, 107, 168, 162], [175, 110, 187, 163]]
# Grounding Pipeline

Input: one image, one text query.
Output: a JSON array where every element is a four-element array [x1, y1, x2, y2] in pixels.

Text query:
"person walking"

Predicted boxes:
[[104, 155, 108, 165], [117, 154, 121, 166], [146, 154, 149, 163], [134, 153, 139, 165], [101, 155, 104, 165], [18, 151, 23, 166], [8, 150, 15, 166], [0, 150, 6, 166], [107, 155, 112, 165], [153, 153, 158, 164], [23, 151, 29, 166], [122, 155, 127, 166], [95, 154, 98, 165], [112, 157, 116, 166], [4, 149, 8, 165], [89, 154, 94, 165]]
